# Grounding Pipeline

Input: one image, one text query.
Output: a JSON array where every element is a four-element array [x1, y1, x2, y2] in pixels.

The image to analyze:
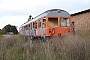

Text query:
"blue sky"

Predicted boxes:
[[0, 0, 90, 30]]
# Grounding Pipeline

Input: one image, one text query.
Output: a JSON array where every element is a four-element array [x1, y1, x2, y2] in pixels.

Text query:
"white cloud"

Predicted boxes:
[[0, 0, 55, 11], [0, 0, 35, 12], [0, 16, 28, 29], [0, 0, 57, 16], [82, 0, 90, 3]]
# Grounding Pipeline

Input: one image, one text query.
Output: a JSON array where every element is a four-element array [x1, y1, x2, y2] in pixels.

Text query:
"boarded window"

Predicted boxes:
[[48, 18, 58, 27]]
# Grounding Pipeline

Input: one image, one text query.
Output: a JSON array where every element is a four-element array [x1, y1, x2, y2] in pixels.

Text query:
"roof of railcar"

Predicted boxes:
[[20, 9, 70, 27], [34, 9, 67, 18]]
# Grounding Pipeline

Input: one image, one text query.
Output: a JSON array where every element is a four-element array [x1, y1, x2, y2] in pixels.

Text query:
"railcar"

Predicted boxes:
[[19, 9, 72, 39]]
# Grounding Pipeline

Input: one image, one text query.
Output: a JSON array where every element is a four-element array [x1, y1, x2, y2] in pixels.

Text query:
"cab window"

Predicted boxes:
[[60, 18, 70, 27]]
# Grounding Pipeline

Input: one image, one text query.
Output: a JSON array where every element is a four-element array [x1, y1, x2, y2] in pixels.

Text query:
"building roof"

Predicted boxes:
[[71, 9, 90, 16]]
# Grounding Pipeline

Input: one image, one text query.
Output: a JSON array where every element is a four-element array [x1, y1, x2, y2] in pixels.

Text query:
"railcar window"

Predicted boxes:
[[29, 24, 30, 27], [38, 20, 41, 28], [48, 18, 58, 27], [30, 23, 32, 29], [67, 19, 70, 26], [33, 22, 34, 28], [42, 18, 46, 28], [25, 25, 28, 30], [22, 27, 24, 31], [35, 22, 37, 29], [60, 18, 70, 27]]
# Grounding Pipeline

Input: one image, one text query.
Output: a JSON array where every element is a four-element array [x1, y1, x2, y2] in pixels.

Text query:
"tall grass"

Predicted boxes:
[[0, 31, 90, 60]]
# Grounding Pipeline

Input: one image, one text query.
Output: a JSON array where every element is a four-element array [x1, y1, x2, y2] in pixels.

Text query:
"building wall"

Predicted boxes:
[[71, 12, 90, 31]]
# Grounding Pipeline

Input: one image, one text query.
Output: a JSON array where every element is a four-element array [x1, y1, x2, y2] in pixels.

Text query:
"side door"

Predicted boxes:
[[72, 21, 75, 34], [40, 18, 46, 37]]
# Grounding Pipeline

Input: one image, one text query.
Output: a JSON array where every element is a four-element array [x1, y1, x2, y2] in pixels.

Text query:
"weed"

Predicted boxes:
[[0, 32, 90, 60]]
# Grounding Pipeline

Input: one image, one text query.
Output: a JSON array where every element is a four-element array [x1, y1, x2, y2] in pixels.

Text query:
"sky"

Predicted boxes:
[[0, 0, 90, 30]]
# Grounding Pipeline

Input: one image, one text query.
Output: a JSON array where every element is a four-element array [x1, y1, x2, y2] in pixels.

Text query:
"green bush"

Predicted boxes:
[[0, 29, 2, 35]]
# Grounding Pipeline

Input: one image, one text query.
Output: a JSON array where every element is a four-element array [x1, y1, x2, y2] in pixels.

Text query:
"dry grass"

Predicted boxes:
[[0, 31, 90, 60]]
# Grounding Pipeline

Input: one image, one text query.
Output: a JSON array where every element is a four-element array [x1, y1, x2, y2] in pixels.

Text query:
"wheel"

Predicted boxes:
[[45, 36, 50, 40]]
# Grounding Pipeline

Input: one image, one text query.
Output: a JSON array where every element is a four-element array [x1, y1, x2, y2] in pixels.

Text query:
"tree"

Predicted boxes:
[[28, 15, 33, 21], [2, 28, 6, 34], [2, 24, 18, 34], [0, 29, 2, 35]]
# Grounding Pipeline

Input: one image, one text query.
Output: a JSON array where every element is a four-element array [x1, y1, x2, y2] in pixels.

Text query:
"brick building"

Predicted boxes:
[[71, 9, 90, 31]]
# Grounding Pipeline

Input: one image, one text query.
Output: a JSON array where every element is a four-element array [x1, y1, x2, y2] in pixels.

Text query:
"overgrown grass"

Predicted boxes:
[[0, 31, 90, 60], [78, 30, 90, 37]]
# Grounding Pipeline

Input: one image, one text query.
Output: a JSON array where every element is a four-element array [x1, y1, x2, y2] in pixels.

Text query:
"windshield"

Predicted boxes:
[[60, 18, 70, 27]]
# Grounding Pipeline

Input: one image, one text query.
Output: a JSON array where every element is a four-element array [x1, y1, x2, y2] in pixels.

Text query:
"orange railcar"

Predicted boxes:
[[19, 9, 72, 39]]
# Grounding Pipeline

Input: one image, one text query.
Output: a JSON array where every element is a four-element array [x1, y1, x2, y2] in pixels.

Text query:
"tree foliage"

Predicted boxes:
[[0, 29, 2, 34], [2, 28, 6, 34], [2, 24, 18, 34], [28, 15, 33, 21]]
